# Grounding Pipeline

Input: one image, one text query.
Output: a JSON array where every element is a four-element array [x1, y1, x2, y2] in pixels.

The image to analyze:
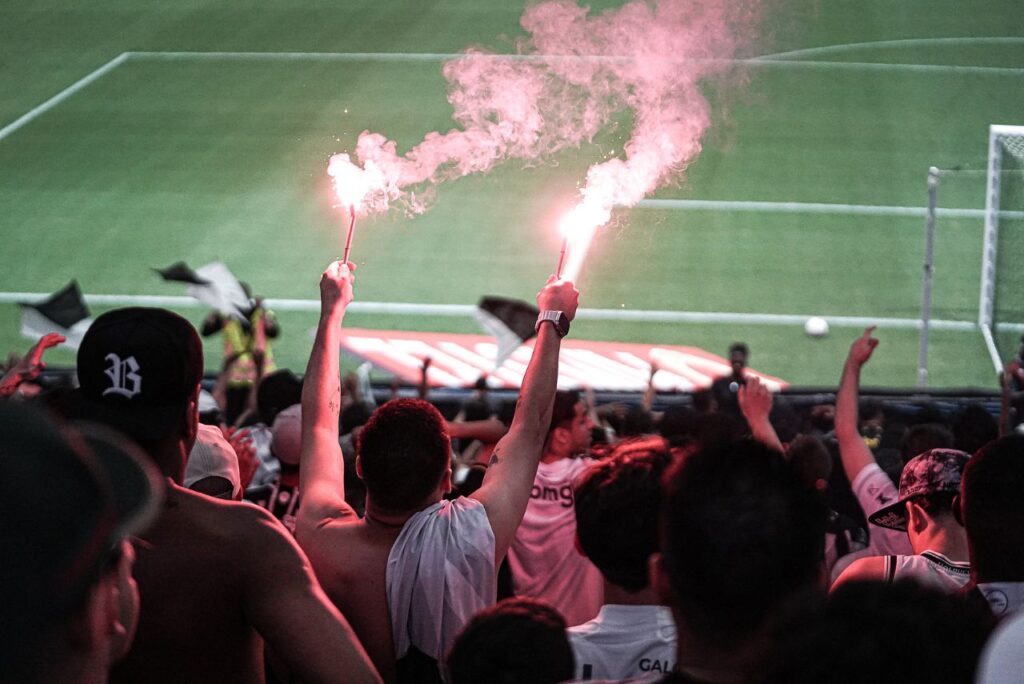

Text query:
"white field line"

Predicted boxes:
[[0, 52, 129, 141], [128, 50, 1024, 76], [758, 37, 1024, 61], [0, 291, 995, 331], [635, 199, 1024, 219]]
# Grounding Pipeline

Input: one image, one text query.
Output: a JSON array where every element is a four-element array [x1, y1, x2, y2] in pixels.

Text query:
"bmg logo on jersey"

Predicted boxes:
[[103, 353, 142, 398], [530, 483, 574, 507]]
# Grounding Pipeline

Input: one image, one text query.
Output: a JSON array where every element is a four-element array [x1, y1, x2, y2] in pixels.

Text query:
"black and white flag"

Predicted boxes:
[[474, 296, 539, 371], [156, 260, 250, 318], [19, 280, 92, 351]]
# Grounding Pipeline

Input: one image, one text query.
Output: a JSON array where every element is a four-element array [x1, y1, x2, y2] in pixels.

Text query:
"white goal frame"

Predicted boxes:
[[979, 124, 1024, 373]]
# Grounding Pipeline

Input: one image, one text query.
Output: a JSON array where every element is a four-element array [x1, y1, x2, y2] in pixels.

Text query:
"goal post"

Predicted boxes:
[[979, 125, 1024, 375]]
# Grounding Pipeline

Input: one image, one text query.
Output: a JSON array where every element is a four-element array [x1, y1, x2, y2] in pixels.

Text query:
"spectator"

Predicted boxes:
[[643, 438, 826, 683], [834, 327, 915, 561], [201, 289, 279, 424], [295, 264, 578, 683], [184, 422, 242, 499], [72, 307, 379, 684], [976, 608, 1024, 683], [246, 403, 303, 534], [0, 332, 64, 399], [0, 401, 161, 684], [242, 368, 305, 488], [752, 581, 993, 684], [507, 389, 604, 627], [568, 438, 676, 680], [961, 434, 1024, 616], [709, 341, 748, 417], [787, 435, 867, 576], [900, 423, 954, 462], [446, 598, 574, 684], [832, 449, 971, 592], [950, 403, 998, 455]]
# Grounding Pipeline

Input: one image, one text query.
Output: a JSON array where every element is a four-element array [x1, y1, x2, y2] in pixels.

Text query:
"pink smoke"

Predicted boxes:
[[329, 0, 758, 273]]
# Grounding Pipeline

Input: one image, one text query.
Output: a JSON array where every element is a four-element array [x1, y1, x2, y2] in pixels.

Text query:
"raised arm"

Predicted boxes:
[[298, 261, 358, 528], [738, 375, 784, 454], [471, 276, 579, 563], [0, 333, 65, 398], [836, 327, 879, 484]]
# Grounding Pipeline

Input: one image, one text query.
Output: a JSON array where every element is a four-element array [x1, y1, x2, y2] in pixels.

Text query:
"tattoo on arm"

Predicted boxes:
[[328, 385, 341, 415]]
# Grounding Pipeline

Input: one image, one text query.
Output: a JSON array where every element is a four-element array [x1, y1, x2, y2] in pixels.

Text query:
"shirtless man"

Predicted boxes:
[[73, 307, 379, 684], [297, 261, 578, 683]]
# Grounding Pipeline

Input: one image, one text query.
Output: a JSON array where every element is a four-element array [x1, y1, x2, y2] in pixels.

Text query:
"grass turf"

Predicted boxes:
[[0, 0, 1022, 388]]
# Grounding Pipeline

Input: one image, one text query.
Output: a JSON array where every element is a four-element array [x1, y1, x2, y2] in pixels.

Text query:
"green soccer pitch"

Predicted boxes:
[[1, 1, 1022, 388]]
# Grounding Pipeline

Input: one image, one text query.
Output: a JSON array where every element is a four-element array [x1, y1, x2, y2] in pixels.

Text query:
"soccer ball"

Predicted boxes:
[[805, 316, 829, 338]]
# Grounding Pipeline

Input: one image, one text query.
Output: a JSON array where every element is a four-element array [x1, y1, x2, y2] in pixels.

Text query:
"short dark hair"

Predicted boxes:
[[788, 435, 832, 492], [575, 438, 673, 591], [357, 399, 450, 511], [660, 439, 826, 649], [901, 423, 954, 461], [962, 434, 1024, 581], [340, 401, 373, 436], [751, 581, 993, 684], [548, 390, 581, 435], [446, 598, 573, 684], [729, 342, 749, 357], [256, 369, 303, 425], [951, 404, 998, 455]]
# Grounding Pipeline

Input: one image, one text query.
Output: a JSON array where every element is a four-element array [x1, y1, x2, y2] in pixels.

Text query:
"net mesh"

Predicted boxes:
[[992, 130, 1024, 361]]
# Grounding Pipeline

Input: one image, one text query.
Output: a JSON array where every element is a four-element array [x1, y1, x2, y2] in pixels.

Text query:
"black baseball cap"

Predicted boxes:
[[76, 307, 204, 440], [0, 402, 163, 657]]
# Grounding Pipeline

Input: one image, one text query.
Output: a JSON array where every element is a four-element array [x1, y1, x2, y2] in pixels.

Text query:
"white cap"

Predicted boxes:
[[185, 423, 241, 498], [271, 404, 302, 466]]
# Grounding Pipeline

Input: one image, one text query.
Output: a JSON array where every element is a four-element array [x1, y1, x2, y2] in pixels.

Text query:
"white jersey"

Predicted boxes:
[[977, 582, 1024, 617], [977, 608, 1024, 684], [567, 605, 676, 681], [386, 497, 496, 662], [508, 457, 604, 626], [882, 551, 970, 592], [851, 463, 913, 556]]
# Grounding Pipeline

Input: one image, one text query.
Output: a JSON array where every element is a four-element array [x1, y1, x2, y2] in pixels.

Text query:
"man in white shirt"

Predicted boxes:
[[295, 263, 580, 682], [832, 448, 971, 592], [507, 389, 604, 626], [567, 438, 676, 680], [834, 327, 916, 563]]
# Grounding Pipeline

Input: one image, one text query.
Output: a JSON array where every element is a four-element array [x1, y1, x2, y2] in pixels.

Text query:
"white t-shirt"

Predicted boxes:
[[977, 582, 1024, 618], [508, 457, 604, 626], [568, 604, 676, 681], [883, 551, 971, 592], [386, 497, 496, 662], [850, 463, 913, 556], [976, 609, 1024, 683]]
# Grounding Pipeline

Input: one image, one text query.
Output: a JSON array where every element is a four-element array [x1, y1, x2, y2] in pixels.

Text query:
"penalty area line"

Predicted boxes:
[[0, 52, 130, 142], [0, 291, 985, 331]]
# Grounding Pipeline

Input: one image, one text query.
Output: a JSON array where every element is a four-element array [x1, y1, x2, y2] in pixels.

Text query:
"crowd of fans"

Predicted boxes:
[[3, 261, 1024, 684]]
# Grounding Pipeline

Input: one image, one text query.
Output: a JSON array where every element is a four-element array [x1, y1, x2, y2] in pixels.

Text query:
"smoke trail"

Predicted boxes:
[[330, 0, 758, 244]]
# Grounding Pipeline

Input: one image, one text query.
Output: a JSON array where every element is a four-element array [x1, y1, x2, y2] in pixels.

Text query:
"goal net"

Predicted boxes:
[[980, 125, 1024, 372]]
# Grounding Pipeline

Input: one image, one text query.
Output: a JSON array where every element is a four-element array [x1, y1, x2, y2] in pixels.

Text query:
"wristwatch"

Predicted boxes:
[[535, 310, 570, 338]]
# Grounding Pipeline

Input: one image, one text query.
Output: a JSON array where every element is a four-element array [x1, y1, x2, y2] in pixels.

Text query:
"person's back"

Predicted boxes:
[[296, 263, 579, 682], [567, 438, 676, 681], [301, 510, 403, 682], [75, 306, 380, 684], [113, 486, 268, 682]]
